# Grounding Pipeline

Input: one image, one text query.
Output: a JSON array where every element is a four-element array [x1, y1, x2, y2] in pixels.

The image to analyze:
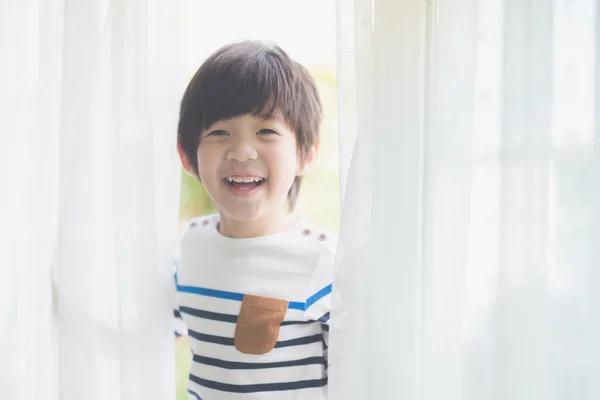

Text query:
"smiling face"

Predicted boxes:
[[177, 41, 323, 236], [183, 112, 314, 236]]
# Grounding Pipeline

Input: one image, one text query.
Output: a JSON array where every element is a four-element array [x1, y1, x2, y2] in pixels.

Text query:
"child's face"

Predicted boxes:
[[191, 113, 312, 227]]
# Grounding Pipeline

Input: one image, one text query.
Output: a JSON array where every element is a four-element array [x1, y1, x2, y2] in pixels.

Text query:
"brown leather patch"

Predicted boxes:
[[234, 294, 289, 355]]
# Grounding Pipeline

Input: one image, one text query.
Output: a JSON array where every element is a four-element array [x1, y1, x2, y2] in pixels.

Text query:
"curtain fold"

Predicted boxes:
[[1, 1, 182, 399], [331, 0, 600, 399]]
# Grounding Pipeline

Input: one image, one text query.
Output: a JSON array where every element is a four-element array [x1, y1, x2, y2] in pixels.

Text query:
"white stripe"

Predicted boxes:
[[185, 317, 233, 338], [190, 340, 324, 364], [191, 362, 325, 386], [179, 292, 242, 315]]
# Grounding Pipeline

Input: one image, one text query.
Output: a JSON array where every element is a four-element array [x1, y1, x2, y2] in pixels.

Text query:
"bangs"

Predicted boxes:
[[187, 48, 294, 132]]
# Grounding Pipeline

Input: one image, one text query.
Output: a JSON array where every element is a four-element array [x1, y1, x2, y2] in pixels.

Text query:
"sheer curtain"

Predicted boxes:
[[1, 1, 182, 399], [331, 0, 600, 399]]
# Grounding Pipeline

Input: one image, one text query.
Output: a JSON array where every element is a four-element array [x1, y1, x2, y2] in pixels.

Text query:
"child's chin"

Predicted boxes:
[[219, 206, 264, 222]]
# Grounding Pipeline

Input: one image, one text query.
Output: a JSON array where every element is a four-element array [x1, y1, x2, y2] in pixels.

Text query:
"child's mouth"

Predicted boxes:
[[223, 177, 266, 191]]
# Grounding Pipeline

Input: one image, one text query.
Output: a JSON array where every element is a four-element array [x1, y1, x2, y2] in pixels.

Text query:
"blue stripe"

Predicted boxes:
[[188, 330, 323, 348], [305, 284, 332, 309], [174, 309, 182, 319], [187, 389, 202, 400], [193, 355, 326, 370], [288, 301, 304, 310], [177, 284, 244, 302], [189, 374, 327, 393], [176, 272, 332, 312]]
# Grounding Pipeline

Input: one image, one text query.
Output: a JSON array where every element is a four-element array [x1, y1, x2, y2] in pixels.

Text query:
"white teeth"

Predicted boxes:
[[226, 176, 263, 183]]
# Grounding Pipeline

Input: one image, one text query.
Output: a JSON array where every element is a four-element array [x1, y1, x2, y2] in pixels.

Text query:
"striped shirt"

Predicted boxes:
[[173, 214, 335, 400]]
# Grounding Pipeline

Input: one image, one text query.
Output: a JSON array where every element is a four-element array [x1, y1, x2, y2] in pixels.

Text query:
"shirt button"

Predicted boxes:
[[302, 229, 311, 236], [317, 234, 327, 241]]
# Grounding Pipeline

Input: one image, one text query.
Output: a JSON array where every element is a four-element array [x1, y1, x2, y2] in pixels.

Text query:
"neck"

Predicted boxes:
[[217, 210, 296, 238]]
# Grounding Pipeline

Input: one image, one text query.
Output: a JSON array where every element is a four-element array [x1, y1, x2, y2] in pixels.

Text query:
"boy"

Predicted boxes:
[[173, 41, 335, 399]]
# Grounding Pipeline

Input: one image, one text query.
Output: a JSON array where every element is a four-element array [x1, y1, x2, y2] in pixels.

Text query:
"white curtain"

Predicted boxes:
[[0, 1, 182, 399], [331, 0, 600, 399]]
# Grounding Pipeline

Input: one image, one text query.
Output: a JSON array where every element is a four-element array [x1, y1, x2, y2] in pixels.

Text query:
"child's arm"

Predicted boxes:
[[173, 250, 188, 340], [320, 310, 331, 377], [305, 290, 332, 376], [174, 306, 187, 340], [305, 245, 335, 377]]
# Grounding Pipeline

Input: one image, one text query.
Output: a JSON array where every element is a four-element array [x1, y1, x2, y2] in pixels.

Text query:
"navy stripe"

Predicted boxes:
[[318, 312, 330, 323], [174, 309, 182, 319], [189, 374, 327, 393], [175, 273, 331, 312], [188, 331, 233, 346], [193, 355, 326, 370], [187, 389, 202, 400], [180, 306, 316, 326], [188, 330, 323, 348], [322, 324, 330, 332], [180, 306, 237, 323], [276, 334, 323, 348], [280, 319, 315, 326]]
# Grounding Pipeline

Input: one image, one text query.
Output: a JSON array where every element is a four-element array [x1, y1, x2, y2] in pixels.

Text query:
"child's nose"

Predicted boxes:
[[226, 140, 258, 162]]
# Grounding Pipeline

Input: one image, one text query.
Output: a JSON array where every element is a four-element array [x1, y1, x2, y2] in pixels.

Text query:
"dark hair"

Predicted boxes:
[[177, 40, 322, 211]]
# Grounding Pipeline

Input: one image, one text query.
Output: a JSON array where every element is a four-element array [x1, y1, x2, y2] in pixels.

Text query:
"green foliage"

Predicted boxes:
[[175, 338, 192, 400], [179, 170, 216, 222]]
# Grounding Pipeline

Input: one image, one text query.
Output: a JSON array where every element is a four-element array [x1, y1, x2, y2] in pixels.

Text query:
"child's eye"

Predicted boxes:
[[207, 130, 229, 137], [257, 129, 277, 135]]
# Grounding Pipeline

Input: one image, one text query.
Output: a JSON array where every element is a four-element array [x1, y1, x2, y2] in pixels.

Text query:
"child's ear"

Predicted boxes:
[[178, 142, 198, 177], [297, 142, 319, 176]]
